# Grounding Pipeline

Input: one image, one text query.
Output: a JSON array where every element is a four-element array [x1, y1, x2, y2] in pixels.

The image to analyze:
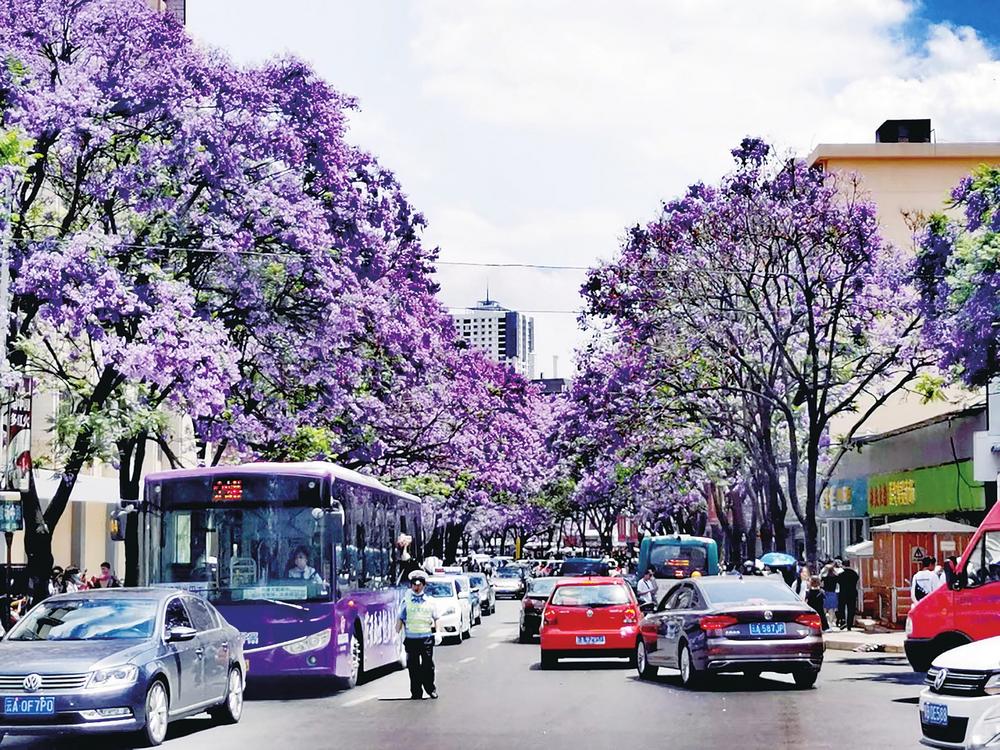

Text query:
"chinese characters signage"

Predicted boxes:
[[866, 461, 985, 516]]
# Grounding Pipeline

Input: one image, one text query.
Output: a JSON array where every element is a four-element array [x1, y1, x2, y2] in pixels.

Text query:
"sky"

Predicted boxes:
[[187, 0, 1000, 379]]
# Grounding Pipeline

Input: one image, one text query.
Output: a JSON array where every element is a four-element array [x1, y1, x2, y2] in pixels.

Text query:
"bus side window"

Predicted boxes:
[[355, 524, 366, 584]]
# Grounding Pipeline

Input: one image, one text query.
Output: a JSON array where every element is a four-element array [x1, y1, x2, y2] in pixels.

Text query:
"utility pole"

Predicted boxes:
[[0, 175, 19, 629]]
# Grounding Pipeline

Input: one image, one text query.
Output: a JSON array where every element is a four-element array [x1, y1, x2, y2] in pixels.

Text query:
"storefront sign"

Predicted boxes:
[[819, 477, 868, 518], [867, 461, 985, 516]]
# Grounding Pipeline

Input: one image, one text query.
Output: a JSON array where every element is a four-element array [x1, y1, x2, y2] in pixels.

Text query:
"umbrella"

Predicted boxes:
[[760, 552, 797, 567]]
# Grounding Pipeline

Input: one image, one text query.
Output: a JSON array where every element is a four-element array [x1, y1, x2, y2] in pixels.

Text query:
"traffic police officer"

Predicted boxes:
[[396, 569, 441, 699]]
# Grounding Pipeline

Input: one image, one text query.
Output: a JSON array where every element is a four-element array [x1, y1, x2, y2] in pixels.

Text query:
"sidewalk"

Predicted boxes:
[[824, 627, 907, 654]]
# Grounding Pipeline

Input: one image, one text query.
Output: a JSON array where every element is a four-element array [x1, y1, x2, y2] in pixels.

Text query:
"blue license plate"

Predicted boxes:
[[749, 622, 786, 636], [576, 636, 605, 645], [3, 696, 55, 715], [922, 702, 948, 727]]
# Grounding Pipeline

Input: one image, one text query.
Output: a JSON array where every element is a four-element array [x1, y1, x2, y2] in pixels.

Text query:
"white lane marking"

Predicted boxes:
[[342, 694, 378, 708], [459, 656, 476, 664], [487, 643, 501, 650]]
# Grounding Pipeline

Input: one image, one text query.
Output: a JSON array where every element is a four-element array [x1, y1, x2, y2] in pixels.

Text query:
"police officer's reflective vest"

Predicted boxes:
[[401, 593, 435, 637]]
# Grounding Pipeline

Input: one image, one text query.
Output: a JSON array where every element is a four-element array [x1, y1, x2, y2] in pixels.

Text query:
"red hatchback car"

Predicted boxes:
[[539, 577, 640, 668]]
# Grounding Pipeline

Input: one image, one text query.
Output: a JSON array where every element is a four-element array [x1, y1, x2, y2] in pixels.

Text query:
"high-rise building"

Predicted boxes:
[[147, 0, 186, 25], [451, 298, 535, 378]]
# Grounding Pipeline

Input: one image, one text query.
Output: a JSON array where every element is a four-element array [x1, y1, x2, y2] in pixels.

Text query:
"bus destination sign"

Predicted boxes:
[[212, 479, 243, 502]]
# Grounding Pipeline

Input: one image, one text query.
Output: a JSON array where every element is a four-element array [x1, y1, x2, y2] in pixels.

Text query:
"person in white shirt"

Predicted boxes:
[[911, 556, 943, 605], [637, 568, 659, 607]]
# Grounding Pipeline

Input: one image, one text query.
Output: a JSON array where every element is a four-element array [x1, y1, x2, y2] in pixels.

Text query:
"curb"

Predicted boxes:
[[825, 639, 905, 654]]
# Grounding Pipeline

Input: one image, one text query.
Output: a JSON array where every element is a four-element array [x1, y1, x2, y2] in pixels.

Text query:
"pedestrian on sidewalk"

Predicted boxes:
[[910, 556, 943, 605], [820, 560, 839, 625], [805, 575, 829, 631], [637, 568, 658, 608], [837, 559, 860, 630], [396, 569, 441, 700], [793, 565, 811, 600]]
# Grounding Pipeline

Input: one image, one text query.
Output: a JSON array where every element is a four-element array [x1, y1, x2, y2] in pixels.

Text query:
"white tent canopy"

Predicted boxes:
[[870, 517, 978, 534], [844, 540, 873, 557]]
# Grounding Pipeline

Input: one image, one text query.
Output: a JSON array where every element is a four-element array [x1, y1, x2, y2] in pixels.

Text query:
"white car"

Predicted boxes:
[[424, 576, 472, 643], [919, 635, 1000, 749]]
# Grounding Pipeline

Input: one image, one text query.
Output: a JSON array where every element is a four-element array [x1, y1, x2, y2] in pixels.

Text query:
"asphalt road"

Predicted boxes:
[[6, 600, 928, 750]]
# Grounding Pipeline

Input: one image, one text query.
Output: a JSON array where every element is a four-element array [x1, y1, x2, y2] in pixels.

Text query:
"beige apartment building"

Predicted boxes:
[[808, 123, 1000, 435], [810, 120, 1000, 557]]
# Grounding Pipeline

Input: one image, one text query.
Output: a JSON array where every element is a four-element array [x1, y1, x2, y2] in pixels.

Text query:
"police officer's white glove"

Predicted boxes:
[[434, 632, 442, 646]]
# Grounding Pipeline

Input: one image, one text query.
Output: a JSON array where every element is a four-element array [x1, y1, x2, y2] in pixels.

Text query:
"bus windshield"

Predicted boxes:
[[151, 505, 333, 604], [649, 542, 709, 579]]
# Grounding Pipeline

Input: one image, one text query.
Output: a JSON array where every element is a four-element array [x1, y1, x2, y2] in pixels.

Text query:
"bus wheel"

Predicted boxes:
[[337, 630, 364, 690]]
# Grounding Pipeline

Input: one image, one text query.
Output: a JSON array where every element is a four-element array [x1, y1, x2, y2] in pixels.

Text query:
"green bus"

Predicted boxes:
[[637, 534, 719, 580]]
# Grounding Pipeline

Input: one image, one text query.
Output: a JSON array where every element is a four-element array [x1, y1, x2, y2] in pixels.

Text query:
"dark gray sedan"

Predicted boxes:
[[635, 576, 824, 689], [0, 587, 245, 746]]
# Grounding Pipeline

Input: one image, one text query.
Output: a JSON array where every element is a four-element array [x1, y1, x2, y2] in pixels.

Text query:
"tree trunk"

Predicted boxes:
[[22, 470, 52, 605], [118, 433, 147, 587]]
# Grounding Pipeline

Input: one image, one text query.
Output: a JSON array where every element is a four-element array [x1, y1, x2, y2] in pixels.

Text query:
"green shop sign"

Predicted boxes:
[[867, 460, 985, 516]]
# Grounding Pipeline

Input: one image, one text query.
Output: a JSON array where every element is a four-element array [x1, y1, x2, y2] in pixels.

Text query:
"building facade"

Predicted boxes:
[[809, 122, 1000, 555], [452, 298, 535, 378]]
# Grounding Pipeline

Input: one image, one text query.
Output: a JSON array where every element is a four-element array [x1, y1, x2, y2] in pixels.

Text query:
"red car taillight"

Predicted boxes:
[[795, 613, 823, 631], [699, 615, 738, 631], [543, 608, 558, 626], [622, 607, 638, 625]]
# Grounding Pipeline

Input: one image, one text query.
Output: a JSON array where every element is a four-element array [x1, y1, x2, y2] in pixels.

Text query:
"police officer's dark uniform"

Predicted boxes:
[[397, 569, 440, 699]]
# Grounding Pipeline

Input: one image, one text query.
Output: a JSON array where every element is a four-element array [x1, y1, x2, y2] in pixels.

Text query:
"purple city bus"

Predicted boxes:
[[139, 461, 423, 689]]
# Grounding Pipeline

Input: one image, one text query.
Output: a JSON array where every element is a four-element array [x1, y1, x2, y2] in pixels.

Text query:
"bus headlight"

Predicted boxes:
[[282, 629, 332, 655]]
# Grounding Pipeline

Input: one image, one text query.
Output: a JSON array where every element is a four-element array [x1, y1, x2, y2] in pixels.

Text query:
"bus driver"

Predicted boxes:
[[287, 546, 324, 584]]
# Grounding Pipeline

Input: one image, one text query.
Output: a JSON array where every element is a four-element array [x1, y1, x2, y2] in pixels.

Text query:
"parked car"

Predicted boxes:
[[634, 576, 824, 689], [0, 588, 245, 746], [493, 566, 528, 599], [468, 573, 495, 616], [519, 577, 561, 642], [920, 637, 1000, 750], [425, 576, 471, 642], [539, 577, 639, 668], [492, 556, 514, 569], [559, 558, 610, 577], [905, 504, 1000, 671], [919, 635, 1000, 749], [452, 575, 482, 626]]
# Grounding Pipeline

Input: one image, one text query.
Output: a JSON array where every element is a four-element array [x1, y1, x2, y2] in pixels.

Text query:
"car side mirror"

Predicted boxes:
[[167, 626, 197, 642]]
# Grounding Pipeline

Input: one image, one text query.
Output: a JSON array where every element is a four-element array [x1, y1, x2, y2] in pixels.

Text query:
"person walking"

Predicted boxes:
[[804, 575, 830, 631], [636, 568, 658, 608], [396, 570, 441, 699], [793, 565, 811, 600], [820, 560, 839, 627], [837, 559, 861, 630], [911, 556, 943, 604], [91, 562, 121, 589]]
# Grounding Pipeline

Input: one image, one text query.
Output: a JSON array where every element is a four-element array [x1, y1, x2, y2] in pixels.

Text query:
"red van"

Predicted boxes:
[[904, 503, 1000, 671]]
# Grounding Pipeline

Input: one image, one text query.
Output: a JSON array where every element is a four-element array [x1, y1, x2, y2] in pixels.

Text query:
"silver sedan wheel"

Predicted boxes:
[[226, 669, 244, 720], [145, 682, 169, 745], [637, 641, 647, 673], [680, 647, 692, 683]]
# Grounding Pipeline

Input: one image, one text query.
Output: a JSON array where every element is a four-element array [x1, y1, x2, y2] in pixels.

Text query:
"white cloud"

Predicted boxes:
[[189, 1, 1000, 377]]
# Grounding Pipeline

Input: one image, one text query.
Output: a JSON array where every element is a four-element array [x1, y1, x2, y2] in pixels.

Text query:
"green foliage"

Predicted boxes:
[[912, 373, 947, 404]]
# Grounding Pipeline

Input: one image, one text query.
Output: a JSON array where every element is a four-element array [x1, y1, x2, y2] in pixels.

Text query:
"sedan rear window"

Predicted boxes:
[[701, 580, 800, 605], [8, 599, 158, 641], [496, 568, 524, 579], [551, 584, 631, 606]]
